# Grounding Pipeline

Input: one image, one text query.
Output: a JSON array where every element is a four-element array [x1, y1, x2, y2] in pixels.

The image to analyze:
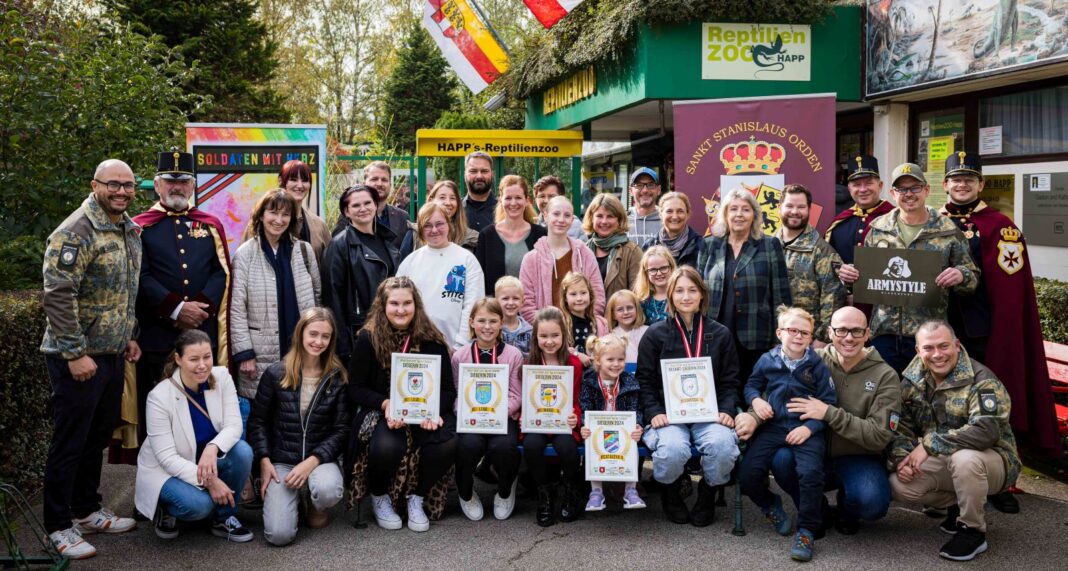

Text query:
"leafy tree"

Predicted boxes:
[[104, 0, 289, 122], [379, 22, 457, 153], [0, 3, 199, 289]]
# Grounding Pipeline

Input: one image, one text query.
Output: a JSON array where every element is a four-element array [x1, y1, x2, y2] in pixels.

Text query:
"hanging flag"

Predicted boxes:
[[423, 0, 509, 95], [523, 0, 585, 29]]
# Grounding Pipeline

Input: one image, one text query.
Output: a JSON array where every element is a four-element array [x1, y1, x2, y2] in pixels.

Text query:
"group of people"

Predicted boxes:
[[38, 147, 1057, 563]]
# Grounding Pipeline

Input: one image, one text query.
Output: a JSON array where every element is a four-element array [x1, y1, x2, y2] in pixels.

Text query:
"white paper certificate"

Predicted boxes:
[[521, 365, 574, 434], [661, 357, 718, 424], [584, 411, 638, 482], [389, 353, 442, 424], [456, 363, 509, 434]]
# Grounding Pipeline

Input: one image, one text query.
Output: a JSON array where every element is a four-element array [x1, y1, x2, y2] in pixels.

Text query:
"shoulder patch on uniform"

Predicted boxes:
[[864, 380, 876, 392], [58, 243, 79, 269], [978, 390, 998, 415], [888, 411, 900, 432]]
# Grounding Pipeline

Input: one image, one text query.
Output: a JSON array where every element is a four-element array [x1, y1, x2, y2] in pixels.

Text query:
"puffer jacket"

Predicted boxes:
[[579, 368, 643, 425], [230, 238, 321, 398], [744, 345, 837, 435], [247, 361, 351, 466], [321, 224, 399, 359]]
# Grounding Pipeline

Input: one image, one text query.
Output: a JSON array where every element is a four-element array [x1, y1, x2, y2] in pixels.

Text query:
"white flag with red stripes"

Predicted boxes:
[[423, 0, 510, 94], [523, 0, 585, 29]]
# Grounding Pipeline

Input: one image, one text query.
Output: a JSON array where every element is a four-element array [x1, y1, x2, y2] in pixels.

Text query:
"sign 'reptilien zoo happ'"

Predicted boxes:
[[702, 23, 811, 82]]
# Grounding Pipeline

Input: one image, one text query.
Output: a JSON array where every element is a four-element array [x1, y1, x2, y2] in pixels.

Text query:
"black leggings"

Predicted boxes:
[[456, 420, 521, 500], [367, 420, 456, 497], [522, 433, 579, 486]]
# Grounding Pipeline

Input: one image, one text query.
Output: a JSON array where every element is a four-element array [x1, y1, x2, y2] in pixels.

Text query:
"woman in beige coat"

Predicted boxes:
[[231, 189, 321, 401], [583, 193, 642, 301]]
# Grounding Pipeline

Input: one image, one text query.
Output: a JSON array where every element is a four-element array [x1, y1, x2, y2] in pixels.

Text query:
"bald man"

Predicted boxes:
[[737, 306, 901, 535], [41, 159, 143, 558]]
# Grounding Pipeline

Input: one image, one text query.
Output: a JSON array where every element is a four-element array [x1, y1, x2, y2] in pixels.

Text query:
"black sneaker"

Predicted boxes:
[[153, 506, 178, 540], [939, 505, 961, 535], [988, 491, 1020, 514], [211, 516, 254, 543], [939, 523, 988, 561]]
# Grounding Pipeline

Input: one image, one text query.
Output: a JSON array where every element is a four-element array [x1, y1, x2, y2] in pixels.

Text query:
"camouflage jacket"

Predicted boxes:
[[889, 350, 1021, 487], [864, 207, 979, 337], [776, 225, 846, 342], [41, 193, 142, 359]]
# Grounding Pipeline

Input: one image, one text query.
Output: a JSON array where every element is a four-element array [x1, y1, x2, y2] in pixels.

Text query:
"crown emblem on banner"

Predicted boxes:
[[720, 136, 786, 175], [1000, 227, 1021, 241]]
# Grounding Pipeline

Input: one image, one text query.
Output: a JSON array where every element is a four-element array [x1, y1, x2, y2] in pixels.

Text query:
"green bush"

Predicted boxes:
[[1036, 278, 1068, 344], [0, 291, 50, 499]]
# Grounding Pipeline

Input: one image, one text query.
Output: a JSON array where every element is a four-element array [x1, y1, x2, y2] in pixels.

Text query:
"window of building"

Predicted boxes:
[[980, 86, 1068, 157]]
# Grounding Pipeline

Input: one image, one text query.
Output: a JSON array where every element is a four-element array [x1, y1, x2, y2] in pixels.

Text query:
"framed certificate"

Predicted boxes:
[[584, 411, 638, 482], [521, 365, 574, 434], [389, 353, 442, 424], [457, 363, 509, 434], [661, 357, 718, 424]]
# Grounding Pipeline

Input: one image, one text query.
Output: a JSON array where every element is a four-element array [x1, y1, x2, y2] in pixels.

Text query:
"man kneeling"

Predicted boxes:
[[889, 320, 1020, 562]]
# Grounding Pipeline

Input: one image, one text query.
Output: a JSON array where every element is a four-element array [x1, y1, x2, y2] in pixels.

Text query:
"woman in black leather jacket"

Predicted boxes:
[[321, 185, 400, 363], [247, 307, 351, 546]]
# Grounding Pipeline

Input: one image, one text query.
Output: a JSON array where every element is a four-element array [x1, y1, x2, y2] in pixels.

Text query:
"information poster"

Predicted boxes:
[[661, 358, 718, 424], [521, 365, 574, 434], [457, 363, 509, 435], [389, 353, 442, 424], [584, 411, 639, 483]]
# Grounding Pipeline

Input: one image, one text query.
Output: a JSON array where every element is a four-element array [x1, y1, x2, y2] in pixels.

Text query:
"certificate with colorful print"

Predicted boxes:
[[661, 357, 718, 424], [457, 363, 509, 435], [389, 353, 441, 424], [584, 411, 638, 483], [521, 365, 574, 434]]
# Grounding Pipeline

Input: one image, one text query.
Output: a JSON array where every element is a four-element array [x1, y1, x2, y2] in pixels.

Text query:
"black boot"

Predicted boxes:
[[559, 483, 580, 522], [988, 491, 1020, 514], [690, 478, 717, 527], [661, 476, 691, 524], [536, 485, 556, 527]]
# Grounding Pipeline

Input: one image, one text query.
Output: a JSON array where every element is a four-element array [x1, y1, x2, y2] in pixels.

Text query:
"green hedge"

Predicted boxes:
[[1036, 278, 1068, 344], [0, 291, 50, 499]]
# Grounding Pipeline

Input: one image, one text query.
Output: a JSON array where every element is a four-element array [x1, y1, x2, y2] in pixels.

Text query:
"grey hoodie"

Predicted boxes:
[[627, 208, 662, 249]]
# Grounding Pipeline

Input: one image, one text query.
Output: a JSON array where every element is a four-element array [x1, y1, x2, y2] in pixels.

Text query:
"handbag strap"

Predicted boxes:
[[169, 378, 212, 421]]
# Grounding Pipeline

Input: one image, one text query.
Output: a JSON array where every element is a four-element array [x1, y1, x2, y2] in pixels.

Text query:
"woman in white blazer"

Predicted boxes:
[[135, 329, 254, 542]]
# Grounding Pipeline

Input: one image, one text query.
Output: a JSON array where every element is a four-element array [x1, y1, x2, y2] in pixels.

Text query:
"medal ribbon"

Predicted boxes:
[[472, 342, 497, 365], [674, 316, 703, 358], [598, 377, 619, 411], [400, 335, 411, 354]]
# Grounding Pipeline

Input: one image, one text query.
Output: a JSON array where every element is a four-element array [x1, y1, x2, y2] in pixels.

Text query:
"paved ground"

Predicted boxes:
[[16, 459, 1068, 570]]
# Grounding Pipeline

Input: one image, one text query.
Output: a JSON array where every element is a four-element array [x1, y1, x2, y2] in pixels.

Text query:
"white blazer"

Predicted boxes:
[[135, 366, 243, 519]]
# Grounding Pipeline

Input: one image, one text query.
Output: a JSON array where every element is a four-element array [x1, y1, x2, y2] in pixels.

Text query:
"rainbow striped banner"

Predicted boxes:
[[423, 0, 509, 94], [523, 0, 584, 29], [186, 123, 328, 257]]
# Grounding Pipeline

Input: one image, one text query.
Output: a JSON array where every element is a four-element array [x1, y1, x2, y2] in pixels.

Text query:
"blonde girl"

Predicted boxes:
[[632, 245, 677, 324], [559, 271, 609, 369], [606, 289, 648, 374]]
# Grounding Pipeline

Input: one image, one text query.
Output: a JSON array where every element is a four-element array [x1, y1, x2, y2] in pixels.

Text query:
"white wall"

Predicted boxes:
[[983, 160, 1068, 281]]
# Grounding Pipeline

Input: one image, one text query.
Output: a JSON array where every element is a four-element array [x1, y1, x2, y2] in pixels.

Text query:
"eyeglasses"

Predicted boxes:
[[831, 327, 867, 339], [780, 327, 812, 338], [94, 179, 136, 192], [422, 221, 449, 232], [893, 185, 927, 195], [631, 183, 658, 190], [647, 265, 671, 275]]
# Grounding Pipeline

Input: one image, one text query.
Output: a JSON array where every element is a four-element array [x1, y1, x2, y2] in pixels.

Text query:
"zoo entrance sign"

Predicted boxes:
[[702, 23, 811, 82], [416, 129, 583, 158]]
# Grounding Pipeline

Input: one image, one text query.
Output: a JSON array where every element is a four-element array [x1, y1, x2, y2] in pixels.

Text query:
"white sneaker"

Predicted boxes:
[[407, 494, 430, 532], [493, 479, 518, 520], [73, 508, 136, 534], [49, 528, 96, 560], [371, 494, 402, 530], [459, 491, 484, 521]]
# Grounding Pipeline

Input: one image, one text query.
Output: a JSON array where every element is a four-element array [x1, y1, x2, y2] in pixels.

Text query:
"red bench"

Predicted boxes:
[[1044, 341, 1068, 439]]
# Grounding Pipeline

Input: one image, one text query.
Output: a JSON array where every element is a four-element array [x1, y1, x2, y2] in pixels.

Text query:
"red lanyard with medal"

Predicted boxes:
[[472, 342, 497, 365], [598, 376, 619, 410], [674, 316, 703, 358]]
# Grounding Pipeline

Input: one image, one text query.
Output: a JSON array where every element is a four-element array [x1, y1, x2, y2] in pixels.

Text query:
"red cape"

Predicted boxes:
[[133, 203, 232, 260], [825, 200, 895, 244], [971, 204, 1060, 456]]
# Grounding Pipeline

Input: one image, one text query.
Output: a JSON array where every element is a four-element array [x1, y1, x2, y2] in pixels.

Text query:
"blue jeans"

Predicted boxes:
[[643, 422, 738, 486], [158, 440, 253, 522], [237, 396, 251, 441], [772, 450, 891, 523], [871, 335, 915, 375], [740, 423, 826, 532]]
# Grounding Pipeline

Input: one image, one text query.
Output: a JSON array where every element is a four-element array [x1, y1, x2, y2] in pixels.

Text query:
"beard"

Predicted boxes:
[[782, 216, 806, 230], [162, 193, 190, 211], [466, 178, 491, 196]]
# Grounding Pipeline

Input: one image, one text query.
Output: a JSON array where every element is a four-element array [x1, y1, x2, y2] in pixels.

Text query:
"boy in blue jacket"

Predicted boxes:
[[739, 307, 837, 562]]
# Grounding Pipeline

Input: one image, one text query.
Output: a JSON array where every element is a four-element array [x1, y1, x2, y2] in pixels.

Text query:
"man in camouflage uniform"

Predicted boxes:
[[889, 320, 1020, 562], [40, 159, 143, 559], [775, 184, 846, 345], [838, 163, 979, 374]]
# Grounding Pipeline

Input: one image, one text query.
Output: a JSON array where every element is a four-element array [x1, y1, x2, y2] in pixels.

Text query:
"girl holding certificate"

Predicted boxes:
[[522, 307, 583, 527], [450, 299, 524, 521], [578, 335, 644, 511], [248, 308, 350, 545], [636, 266, 742, 527], [347, 277, 456, 533]]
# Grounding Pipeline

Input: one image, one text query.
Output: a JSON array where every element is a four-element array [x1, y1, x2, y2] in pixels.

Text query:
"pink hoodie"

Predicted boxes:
[[519, 236, 606, 322]]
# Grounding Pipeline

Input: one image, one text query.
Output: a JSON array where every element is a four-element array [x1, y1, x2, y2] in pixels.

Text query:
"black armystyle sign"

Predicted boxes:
[[852, 247, 943, 308]]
